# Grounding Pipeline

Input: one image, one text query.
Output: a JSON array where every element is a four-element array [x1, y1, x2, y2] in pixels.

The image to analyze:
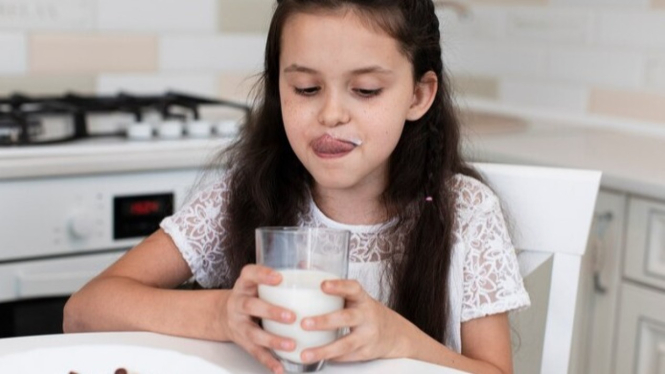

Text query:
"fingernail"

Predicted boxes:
[[269, 272, 281, 282], [302, 318, 314, 328], [281, 311, 293, 322], [280, 340, 293, 350], [323, 281, 334, 290], [302, 351, 314, 362]]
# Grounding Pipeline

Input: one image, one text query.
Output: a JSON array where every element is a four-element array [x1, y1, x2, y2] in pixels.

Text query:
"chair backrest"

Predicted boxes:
[[473, 163, 601, 374]]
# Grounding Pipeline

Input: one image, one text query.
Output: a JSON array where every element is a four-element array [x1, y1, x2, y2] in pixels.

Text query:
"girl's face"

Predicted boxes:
[[279, 9, 434, 196]]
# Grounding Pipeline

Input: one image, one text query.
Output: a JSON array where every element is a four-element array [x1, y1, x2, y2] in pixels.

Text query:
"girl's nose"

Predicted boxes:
[[317, 91, 350, 127]]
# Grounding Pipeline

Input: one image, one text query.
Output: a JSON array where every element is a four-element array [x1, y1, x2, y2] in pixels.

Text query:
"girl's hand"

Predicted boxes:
[[299, 279, 411, 363], [224, 264, 297, 374]]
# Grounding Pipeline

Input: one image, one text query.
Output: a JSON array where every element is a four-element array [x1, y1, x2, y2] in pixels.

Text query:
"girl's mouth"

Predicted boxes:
[[311, 134, 359, 158]]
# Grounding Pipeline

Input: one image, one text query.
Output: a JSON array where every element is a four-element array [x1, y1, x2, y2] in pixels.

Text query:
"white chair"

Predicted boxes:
[[474, 162, 602, 374]]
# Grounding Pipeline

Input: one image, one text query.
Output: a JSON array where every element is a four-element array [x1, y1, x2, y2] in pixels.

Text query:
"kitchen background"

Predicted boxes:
[[1, 0, 665, 131], [2, 1, 665, 373]]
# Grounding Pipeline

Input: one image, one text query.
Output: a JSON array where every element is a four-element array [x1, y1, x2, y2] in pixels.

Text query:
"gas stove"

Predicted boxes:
[[0, 91, 249, 147], [0, 92, 248, 336]]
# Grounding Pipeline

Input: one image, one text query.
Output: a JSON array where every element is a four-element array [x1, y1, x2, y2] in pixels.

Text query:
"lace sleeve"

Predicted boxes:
[[457, 177, 531, 322], [160, 176, 231, 288]]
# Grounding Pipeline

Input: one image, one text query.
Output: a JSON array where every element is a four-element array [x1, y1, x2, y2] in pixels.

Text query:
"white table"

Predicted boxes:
[[0, 332, 466, 373]]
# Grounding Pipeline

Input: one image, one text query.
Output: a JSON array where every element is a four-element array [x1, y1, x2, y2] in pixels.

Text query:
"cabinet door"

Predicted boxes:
[[569, 190, 626, 374], [615, 282, 665, 374], [624, 197, 665, 290]]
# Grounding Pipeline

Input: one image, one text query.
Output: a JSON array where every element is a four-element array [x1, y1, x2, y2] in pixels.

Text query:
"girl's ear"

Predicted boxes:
[[406, 71, 438, 121]]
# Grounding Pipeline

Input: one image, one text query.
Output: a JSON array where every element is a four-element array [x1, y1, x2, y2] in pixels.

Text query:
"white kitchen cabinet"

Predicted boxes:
[[569, 190, 627, 374], [615, 282, 665, 374], [571, 193, 665, 374], [611, 196, 665, 374]]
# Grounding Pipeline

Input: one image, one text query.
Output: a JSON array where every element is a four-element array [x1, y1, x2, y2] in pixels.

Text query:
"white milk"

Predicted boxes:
[[258, 269, 344, 363]]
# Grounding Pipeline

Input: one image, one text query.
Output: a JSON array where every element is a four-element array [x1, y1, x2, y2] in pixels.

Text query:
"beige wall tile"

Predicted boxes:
[[450, 74, 499, 99], [219, 0, 274, 33], [0, 75, 95, 96], [653, 0, 665, 8], [589, 88, 665, 124], [30, 34, 158, 74], [219, 71, 262, 103]]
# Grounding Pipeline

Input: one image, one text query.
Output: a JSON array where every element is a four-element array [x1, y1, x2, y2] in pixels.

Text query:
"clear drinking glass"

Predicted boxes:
[[256, 227, 350, 373]]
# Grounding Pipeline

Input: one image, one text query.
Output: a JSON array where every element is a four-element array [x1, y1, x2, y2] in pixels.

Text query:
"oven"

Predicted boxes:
[[0, 91, 244, 337], [0, 168, 203, 337]]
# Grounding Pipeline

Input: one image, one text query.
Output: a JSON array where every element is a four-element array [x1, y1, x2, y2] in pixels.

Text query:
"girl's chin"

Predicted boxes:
[[310, 173, 359, 191], [313, 179, 354, 191]]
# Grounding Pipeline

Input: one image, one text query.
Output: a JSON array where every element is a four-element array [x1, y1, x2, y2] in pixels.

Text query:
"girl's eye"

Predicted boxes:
[[354, 88, 383, 98], [294, 87, 320, 96]]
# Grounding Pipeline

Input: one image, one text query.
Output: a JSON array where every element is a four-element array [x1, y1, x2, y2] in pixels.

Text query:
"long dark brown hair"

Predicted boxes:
[[218, 0, 481, 343]]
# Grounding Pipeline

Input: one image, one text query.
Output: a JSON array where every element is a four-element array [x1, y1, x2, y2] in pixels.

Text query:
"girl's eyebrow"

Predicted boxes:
[[283, 64, 393, 76]]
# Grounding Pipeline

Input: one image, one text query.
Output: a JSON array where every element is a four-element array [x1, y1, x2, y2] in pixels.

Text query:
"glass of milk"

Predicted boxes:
[[256, 227, 350, 373]]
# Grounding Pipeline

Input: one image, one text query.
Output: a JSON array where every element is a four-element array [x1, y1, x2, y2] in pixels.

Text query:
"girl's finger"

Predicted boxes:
[[235, 265, 282, 293], [243, 342, 285, 374], [236, 296, 296, 324], [320, 279, 366, 302], [328, 351, 365, 363], [245, 323, 296, 352], [300, 334, 362, 364], [301, 308, 363, 331]]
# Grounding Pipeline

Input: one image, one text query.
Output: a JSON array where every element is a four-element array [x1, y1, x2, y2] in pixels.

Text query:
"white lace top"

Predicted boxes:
[[160, 173, 530, 353]]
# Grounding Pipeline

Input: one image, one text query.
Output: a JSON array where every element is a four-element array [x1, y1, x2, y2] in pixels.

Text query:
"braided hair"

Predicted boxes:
[[221, 0, 481, 343]]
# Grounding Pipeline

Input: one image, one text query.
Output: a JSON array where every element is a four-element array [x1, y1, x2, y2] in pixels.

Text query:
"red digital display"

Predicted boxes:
[[129, 200, 162, 216], [114, 193, 173, 239]]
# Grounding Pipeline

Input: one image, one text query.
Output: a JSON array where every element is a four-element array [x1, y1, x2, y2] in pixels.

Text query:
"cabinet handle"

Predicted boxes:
[[592, 212, 614, 294], [593, 272, 607, 294]]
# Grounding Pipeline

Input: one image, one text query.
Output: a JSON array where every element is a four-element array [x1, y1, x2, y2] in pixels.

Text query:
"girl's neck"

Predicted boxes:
[[312, 185, 388, 226]]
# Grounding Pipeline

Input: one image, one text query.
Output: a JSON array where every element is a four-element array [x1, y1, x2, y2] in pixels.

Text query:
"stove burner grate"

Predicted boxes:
[[0, 91, 249, 146]]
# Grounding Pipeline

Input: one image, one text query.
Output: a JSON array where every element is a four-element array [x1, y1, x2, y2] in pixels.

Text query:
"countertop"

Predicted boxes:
[[0, 137, 231, 180], [460, 111, 665, 201]]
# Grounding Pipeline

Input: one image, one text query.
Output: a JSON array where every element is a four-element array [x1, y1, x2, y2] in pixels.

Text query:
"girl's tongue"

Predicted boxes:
[[311, 134, 357, 156]]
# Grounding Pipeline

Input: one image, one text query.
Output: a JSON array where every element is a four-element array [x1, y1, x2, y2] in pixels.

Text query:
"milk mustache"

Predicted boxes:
[[258, 269, 344, 363]]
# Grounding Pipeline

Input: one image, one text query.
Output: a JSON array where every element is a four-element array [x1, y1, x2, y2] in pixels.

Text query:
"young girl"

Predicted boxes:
[[64, 1, 530, 373]]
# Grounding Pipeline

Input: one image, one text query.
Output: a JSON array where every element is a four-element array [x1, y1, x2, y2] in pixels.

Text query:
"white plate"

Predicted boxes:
[[0, 344, 230, 374]]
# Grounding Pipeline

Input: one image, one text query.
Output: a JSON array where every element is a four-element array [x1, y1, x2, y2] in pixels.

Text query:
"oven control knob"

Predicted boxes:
[[186, 120, 212, 138], [214, 120, 240, 137], [157, 120, 184, 139], [69, 212, 95, 239], [127, 121, 153, 140]]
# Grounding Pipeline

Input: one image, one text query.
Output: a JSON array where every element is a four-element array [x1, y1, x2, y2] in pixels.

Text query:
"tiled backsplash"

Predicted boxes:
[[1, 0, 664, 128], [443, 0, 665, 126], [0, 0, 270, 101], [30, 34, 159, 73]]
